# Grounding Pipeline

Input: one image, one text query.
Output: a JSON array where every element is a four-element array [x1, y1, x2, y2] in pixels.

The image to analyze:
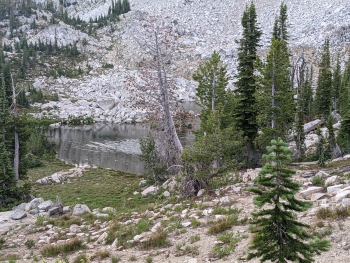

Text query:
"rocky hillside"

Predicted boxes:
[[2, 0, 350, 122], [2, 159, 350, 262]]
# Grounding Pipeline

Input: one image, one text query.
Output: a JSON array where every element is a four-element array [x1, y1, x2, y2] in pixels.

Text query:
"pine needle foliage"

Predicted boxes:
[[247, 138, 330, 263], [234, 2, 262, 163]]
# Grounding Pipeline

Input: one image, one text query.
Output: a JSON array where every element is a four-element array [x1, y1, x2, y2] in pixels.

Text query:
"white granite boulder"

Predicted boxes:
[[72, 204, 91, 215]]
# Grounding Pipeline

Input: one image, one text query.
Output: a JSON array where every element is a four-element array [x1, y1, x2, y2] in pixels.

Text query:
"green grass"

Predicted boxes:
[[212, 232, 238, 258], [29, 163, 159, 212], [316, 206, 350, 220]]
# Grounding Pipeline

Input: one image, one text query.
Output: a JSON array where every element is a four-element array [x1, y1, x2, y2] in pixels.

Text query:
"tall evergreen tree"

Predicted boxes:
[[256, 3, 293, 151], [248, 138, 330, 263], [0, 79, 19, 207], [339, 58, 350, 116], [332, 54, 341, 112], [193, 51, 229, 131], [337, 111, 350, 155], [301, 66, 314, 122], [314, 39, 332, 117], [234, 2, 262, 164], [255, 39, 294, 150], [272, 2, 288, 42]]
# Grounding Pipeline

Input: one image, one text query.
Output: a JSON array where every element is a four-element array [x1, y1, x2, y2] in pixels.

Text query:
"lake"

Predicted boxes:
[[48, 102, 199, 174]]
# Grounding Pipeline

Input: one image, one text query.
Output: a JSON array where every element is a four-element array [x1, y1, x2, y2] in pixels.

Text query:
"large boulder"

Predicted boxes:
[[72, 204, 91, 215], [25, 198, 44, 211], [97, 99, 115, 111], [11, 210, 27, 220]]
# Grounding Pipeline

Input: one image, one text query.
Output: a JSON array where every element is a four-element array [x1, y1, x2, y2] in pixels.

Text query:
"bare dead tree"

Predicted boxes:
[[126, 17, 186, 168], [11, 74, 19, 184]]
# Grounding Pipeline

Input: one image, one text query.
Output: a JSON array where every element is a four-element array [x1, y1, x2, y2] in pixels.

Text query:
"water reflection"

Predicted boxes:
[[48, 123, 148, 174], [48, 102, 200, 175]]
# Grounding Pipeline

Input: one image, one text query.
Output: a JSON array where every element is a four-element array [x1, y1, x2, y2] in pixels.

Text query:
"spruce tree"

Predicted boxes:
[[339, 59, 350, 116], [332, 54, 341, 112], [256, 38, 294, 150], [234, 2, 262, 164], [256, 3, 293, 151], [248, 138, 330, 262], [272, 2, 288, 42], [0, 79, 18, 207], [301, 66, 314, 122], [314, 39, 332, 117], [193, 51, 229, 131], [337, 111, 350, 155]]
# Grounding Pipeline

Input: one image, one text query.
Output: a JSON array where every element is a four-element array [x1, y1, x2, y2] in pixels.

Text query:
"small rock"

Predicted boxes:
[[182, 222, 191, 227], [69, 224, 81, 233], [314, 171, 329, 178], [95, 232, 108, 245], [142, 186, 158, 197], [139, 179, 147, 186], [197, 189, 205, 197], [151, 222, 161, 232], [133, 234, 144, 241], [11, 210, 27, 220], [188, 258, 198, 263], [311, 193, 326, 201], [48, 206, 61, 216], [325, 175, 338, 186], [300, 186, 323, 198], [38, 200, 53, 211], [163, 191, 170, 197], [96, 213, 109, 218], [111, 238, 118, 248], [219, 196, 230, 203], [102, 207, 116, 213], [72, 204, 91, 215], [327, 184, 344, 194], [335, 190, 350, 202]]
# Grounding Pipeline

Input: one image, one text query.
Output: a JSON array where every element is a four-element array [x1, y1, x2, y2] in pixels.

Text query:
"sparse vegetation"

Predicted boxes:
[[140, 229, 168, 249], [41, 238, 85, 257], [208, 215, 239, 235], [316, 206, 350, 220]]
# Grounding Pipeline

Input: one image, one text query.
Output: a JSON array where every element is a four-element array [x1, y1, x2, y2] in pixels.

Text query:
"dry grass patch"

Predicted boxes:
[[208, 215, 238, 235], [316, 206, 350, 220], [141, 229, 168, 249], [41, 238, 85, 257]]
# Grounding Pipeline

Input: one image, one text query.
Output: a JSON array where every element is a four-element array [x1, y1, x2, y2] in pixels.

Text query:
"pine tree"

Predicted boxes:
[[301, 66, 314, 122], [256, 38, 294, 150], [314, 39, 332, 117], [337, 111, 350, 155], [272, 2, 288, 42], [0, 79, 19, 207], [193, 51, 229, 131], [339, 59, 350, 116], [247, 138, 330, 262], [234, 2, 262, 164], [333, 54, 341, 112]]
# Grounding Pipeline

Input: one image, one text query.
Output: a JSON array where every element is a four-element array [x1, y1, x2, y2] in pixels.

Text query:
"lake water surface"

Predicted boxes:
[[48, 102, 199, 174]]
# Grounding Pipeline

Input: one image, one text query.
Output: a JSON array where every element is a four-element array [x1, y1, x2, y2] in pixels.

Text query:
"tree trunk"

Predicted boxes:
[[11, 74, 19, 183], [154, 30, 183, 158]]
